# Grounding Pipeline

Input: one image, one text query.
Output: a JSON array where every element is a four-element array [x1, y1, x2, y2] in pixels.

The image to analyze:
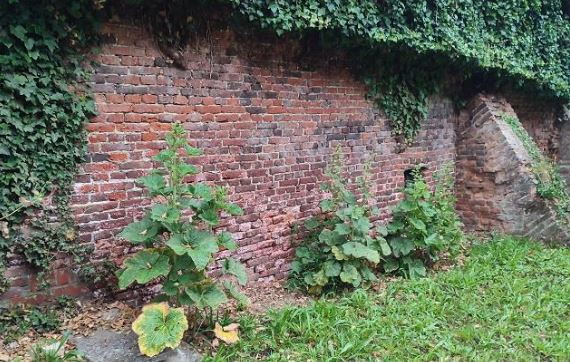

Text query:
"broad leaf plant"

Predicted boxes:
[[116, 124, 247, 355], [289, 148, 390, 294]]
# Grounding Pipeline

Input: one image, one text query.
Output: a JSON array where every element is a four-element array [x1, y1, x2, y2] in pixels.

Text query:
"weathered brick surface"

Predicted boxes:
[[83, 23, 457, 274], [4, 24, 564, 300], [506, 93, 561, 159], [455, 94, 570, 244], [0, 22, 457, 303]]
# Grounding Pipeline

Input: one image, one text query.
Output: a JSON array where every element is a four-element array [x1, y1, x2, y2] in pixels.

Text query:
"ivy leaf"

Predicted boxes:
[[132, 303, 188, 357], [118, 250, 171, 289], [342, 242, 380, 264], [222, 257, 248, 286], [118, 217, 159, 244]]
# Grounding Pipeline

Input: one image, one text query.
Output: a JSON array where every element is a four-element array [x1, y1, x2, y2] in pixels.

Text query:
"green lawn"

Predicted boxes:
[[209, 237, 570, 361]]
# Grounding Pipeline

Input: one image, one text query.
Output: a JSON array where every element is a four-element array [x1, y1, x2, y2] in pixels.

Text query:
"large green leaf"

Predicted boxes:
[[334, 223, 351, 235], [342, 242, 380, 264], [323, 260, 341, 277], [222, 257, 248, 286], [118, 250, 171, 289], [132, 303, 188, 357], [224, 203, 244, 216], [339, 264, 362, 287], [137, 173, 166, 195], [408, 217, 427, 233], [304, 217, 320, 230], [192, 183, 213, 200], [390, 237, 415, 257], [403, 257, 427, 278], [184, 144, 202, 156], [379, 238, 392, 256], [166, 230, 218, 270], [354, 217, 371, 234], [150, 204, 181, 224], [185, 284, 228, 309], [223, 281, 249, 306], [118, 217, 159, 244]]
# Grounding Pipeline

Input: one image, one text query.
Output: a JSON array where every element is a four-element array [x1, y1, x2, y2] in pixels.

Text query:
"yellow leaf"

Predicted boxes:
[[223, 323, 240, 332], [214, 322, 239, 344]]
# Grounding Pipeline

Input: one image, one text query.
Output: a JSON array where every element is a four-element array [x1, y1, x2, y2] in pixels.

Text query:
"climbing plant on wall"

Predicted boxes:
[[230, 0, 570, 143], [0, 0, 100, 290]]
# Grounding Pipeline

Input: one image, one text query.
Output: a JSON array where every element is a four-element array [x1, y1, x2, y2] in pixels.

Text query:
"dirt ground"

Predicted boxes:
[[0, 281, 310, 361]]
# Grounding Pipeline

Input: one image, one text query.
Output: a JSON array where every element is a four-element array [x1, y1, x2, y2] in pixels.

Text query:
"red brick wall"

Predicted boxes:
[[2, 22, 458, 304]]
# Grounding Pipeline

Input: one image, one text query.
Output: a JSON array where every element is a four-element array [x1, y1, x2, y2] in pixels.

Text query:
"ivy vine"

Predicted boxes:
[[1, 0, 569, 295], [0, 0, 100, 291], [230, 0, 570, 142]]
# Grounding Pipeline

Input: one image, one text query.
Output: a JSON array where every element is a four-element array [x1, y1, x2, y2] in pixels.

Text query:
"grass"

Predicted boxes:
[[208, 237, 570, 361]]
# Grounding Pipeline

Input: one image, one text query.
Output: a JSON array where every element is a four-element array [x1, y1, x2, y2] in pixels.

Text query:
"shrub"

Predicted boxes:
[[385, 163, 463, 277], [116, 123, 247, 355], [289, 149, 390, 294]]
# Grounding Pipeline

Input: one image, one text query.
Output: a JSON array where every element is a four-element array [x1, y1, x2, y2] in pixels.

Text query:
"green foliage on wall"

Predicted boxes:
[[0, 0, 100, 290], [230, 0, 570, 142]]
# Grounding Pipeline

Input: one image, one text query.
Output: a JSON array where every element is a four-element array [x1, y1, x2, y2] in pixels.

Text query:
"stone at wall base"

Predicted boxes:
[[72, 329, 201, 362]]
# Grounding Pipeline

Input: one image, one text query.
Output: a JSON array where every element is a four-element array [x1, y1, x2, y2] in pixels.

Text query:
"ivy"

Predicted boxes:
[[230, 0, 570, 142], [0, 0, 100, 290]]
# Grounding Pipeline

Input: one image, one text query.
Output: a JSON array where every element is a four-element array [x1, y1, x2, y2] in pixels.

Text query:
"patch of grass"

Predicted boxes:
[[208, 237, 570, 361]]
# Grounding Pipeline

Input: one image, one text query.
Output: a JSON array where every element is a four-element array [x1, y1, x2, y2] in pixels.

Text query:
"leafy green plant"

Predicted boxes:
[[116, 123, 248, 351], [229, 1, 569, 144], [0, 0, 99, 290], [385, 163, 463, 278], [503, 114, 570, 222], [211, 236, 570, 361], [289, 148, 389, 294], [132, 302, 188, 357], [0, 304, 62, 344], [30, 331, 83, 362]]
